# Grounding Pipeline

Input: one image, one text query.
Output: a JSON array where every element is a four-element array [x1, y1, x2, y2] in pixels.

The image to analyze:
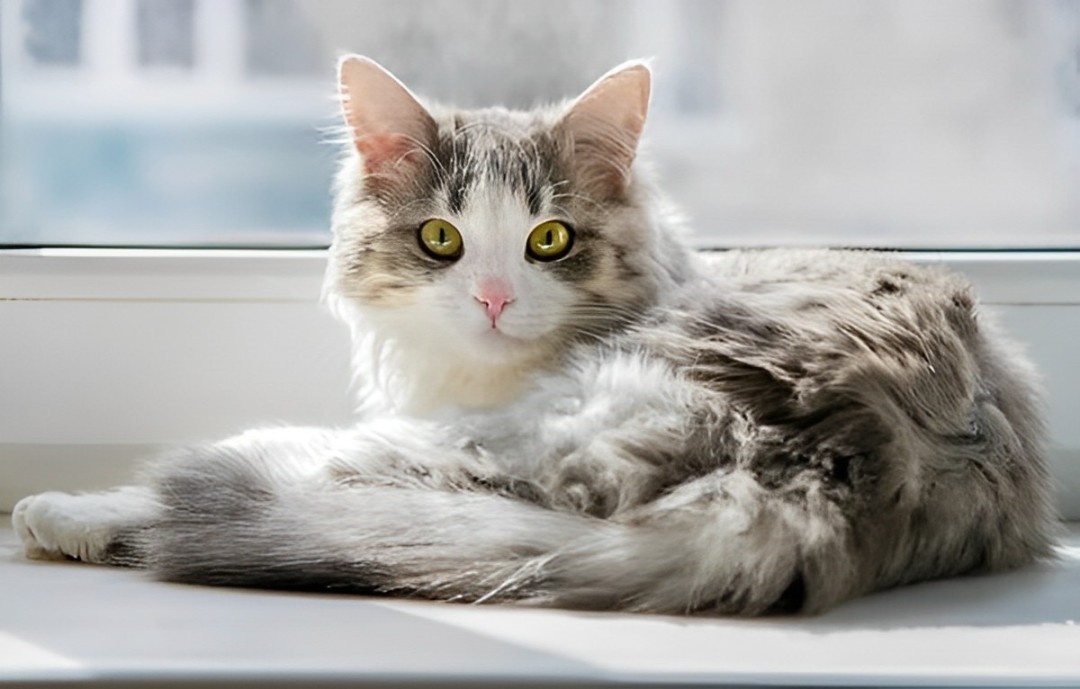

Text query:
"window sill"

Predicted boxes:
[[4, 246, 1080, 304], [0, 248, 329, 302], [2, 521, 1078, 687]]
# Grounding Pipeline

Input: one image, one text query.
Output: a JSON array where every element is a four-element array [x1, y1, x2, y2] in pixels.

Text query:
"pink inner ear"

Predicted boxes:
[[560, 63, 651, 198], [356, 133, 424, 175]]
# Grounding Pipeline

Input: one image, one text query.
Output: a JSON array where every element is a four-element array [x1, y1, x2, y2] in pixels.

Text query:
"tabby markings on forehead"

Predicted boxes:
[[433, 119, 561, 218]]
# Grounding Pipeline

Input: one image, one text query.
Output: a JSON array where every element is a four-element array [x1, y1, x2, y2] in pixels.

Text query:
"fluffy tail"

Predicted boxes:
[[146, 447, 855, 615]]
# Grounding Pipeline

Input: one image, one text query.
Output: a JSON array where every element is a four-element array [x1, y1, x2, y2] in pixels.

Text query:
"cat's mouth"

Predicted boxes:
[[468, 323, 545, 361], [481, 324, 523, 343]]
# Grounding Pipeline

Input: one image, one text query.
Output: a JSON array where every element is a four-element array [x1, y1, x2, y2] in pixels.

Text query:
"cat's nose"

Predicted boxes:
[[475, 294, 513, 327], [474, 278, 515, 328]]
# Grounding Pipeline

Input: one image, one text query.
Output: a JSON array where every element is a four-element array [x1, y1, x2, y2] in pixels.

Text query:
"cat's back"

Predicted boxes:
[[650, 249, 984, 373], [696, 248, 972, 308], [674, 248, 982, 356]]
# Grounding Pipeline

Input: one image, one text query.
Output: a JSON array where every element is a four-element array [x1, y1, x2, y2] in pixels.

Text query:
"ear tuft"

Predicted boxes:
[[338, 55, 437, 178], [560, 61, 652, 197]]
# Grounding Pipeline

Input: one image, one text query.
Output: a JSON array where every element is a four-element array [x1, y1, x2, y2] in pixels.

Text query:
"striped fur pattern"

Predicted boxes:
[[13, 57, 1055, 615]]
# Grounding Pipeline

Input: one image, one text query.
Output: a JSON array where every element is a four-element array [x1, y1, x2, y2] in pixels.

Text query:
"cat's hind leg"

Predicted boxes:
[[13, 486, 160, 566]]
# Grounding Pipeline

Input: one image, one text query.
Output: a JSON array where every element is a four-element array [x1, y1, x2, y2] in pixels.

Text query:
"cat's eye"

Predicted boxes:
[[526, 221, 574, 262], [418, 219, 463, 260]]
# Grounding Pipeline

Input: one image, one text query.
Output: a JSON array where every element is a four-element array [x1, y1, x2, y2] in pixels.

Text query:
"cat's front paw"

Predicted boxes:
[[13, 492, 112, 563]]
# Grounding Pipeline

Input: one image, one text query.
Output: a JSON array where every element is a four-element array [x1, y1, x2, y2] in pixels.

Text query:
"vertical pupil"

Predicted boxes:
[[544, 229, 553, 247], [438, 227, 447, 245]]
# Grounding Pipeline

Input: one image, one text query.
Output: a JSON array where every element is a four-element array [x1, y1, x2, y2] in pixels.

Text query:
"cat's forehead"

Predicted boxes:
[[433, 106, 558, 149], [429, 107, 565, 216]]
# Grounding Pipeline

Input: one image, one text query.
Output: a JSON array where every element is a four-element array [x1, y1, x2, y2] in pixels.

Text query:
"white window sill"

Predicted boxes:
[[0, 248, 329, 302], [2, 521, 1078, 686], [4, 246, 1080, 303]]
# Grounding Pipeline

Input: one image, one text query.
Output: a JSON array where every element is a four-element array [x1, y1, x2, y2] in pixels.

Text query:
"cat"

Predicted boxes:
[[13, 56, 1056, 615]]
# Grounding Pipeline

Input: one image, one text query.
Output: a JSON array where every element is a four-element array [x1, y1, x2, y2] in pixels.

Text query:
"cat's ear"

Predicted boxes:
[[338, 55, 437, 178], [559, 60, 651, 197]]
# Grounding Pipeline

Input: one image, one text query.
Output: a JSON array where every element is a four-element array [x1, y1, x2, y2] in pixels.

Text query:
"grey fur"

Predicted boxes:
[[13, 60, 1056, 616]]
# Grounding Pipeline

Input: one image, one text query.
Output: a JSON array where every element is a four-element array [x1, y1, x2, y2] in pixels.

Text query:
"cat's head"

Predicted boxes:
[[327, 56, 689, 409]]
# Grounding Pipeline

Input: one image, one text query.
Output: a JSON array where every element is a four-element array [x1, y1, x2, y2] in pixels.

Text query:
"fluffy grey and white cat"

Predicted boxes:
[[13, 57, 1056, 615]]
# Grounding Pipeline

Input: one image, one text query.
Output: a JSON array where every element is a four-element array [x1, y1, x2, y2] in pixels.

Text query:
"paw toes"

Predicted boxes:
[[12, 492, 98, 562], [13, 494, 66, 560]]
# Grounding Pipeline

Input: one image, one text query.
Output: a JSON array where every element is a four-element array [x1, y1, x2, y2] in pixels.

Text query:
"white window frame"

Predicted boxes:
[[1, 248, 1079, 520]]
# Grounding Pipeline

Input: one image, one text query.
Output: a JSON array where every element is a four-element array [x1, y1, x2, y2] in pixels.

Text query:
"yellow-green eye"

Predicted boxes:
[[526, 221, 574, 262], [418, 219, 463, 260]]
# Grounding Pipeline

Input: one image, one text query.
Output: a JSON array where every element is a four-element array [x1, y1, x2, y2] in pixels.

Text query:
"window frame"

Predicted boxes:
[[4, 246, 1080, 303]]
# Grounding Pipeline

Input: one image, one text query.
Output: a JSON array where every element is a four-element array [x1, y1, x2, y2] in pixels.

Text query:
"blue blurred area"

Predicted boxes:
[[2, 0, 1076, 248], [3, 122, 335, 247]]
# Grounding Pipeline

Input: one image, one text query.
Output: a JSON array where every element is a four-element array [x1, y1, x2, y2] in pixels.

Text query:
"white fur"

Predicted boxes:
[[13, 487, 159, 563]]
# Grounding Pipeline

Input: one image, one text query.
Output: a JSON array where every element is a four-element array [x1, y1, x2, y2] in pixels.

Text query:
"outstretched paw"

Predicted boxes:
[[14, 492, 98, 561], [12, 488, 158, 564]]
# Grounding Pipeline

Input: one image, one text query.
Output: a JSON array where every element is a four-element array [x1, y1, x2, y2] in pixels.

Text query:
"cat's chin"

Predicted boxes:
[[384, 326, 552, 412], [463, 327, 543, 364]]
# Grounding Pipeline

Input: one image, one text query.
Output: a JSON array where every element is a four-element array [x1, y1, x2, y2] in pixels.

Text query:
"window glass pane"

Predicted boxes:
[[1, 0, 1079, 249], [137, 0, 195, 68], [244, 0, 325, 77], [2, 0, 335, 247], [22, 0, 82, 66]]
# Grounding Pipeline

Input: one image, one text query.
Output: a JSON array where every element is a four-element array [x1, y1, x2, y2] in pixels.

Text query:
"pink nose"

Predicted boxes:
[[474, 279, 514, 328], [476, 294, 512, 327]]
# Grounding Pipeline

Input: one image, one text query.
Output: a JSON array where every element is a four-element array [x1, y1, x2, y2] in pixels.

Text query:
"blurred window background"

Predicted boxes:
[[1, 0, 1078, 248]]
